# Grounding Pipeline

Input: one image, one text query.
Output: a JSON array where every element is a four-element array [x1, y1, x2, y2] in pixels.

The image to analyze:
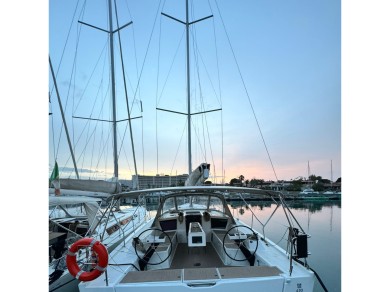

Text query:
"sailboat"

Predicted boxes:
[[48, 195, 148, 291], [323, 160, 341, 196], [58, 1, 328, 292], [48, 1, 149, 290], [299, 161, 319, 196], [322, 160, 335, 195]]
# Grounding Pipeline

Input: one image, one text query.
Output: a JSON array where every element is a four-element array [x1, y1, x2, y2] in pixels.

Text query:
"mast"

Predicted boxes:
[[159, 1, 215, 176], [76, 0, 138, 184], [331, 160, 333, 182], [108, 0, 119, 179], [185, 0, 192, 175], [330, 160, 333, 189], [49, 56, 80, 179]]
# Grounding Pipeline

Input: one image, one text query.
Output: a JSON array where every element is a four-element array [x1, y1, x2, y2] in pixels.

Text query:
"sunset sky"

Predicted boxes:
[[48, 0, 341, 183]]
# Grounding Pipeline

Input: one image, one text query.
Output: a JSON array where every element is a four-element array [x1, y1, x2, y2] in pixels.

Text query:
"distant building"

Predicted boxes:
[[268, 181, 291, 191], [132, 174, 189, 190]]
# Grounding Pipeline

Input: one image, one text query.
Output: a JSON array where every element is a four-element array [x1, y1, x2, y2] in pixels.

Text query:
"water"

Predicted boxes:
[[229, 200, 341, 292]]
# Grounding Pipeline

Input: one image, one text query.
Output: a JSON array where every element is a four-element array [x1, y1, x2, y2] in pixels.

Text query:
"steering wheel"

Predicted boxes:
[[133, 228, 172, 266], [222, 225, 258, 262]]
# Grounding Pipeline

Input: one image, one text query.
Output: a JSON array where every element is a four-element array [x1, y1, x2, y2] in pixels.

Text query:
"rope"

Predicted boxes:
[[294, 258, 329, 292]]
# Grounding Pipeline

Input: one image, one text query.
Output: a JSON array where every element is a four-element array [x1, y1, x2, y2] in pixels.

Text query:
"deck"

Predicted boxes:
[[120, 243, 282, 284], [121, 266, 282, 284]]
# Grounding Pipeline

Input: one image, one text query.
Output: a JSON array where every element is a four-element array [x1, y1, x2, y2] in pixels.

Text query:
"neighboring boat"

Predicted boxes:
[[48, 0, 146, 289], [49, 195, 149, 292], [299, 187, 319, 195], [322, 160, 341, 196], [322, 190, 335, 195], [299, 162, 319, 196]]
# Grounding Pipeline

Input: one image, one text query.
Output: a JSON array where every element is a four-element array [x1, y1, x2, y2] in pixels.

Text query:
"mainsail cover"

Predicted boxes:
[[185, 163, 210, 186]]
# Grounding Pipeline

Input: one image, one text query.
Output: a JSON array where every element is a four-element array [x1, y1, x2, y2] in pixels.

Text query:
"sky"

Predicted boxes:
[[2, 1, 390, 290], [48, 0, 341, 183]]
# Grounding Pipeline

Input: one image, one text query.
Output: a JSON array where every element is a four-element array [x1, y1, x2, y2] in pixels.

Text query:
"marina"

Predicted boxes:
[[67, 187, 325, 292], [49, 199, 341, 292], [48, 1, 341, 292]]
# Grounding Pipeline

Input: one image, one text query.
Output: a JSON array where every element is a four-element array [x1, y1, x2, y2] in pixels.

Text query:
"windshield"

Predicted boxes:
[[161, 195, 224, 214]]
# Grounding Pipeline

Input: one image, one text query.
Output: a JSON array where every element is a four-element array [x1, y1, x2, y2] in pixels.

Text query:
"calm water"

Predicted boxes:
[[228, 200, 341, 292]]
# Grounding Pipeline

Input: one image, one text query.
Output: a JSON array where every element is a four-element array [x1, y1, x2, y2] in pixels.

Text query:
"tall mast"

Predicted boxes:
[[76, 0, 137, 182], [331, 160, 333, 182], [185, 0, 192, 175], [159, 1, 215, 175], [108, 0, 119, 179]]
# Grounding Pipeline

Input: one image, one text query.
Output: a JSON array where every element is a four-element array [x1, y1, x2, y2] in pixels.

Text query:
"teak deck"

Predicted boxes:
[[120, 243, 282, 284]]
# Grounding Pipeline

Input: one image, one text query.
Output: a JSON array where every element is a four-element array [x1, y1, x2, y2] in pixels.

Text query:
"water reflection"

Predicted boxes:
[[229, 200, 341, 214], [231, 200, 341, 292]]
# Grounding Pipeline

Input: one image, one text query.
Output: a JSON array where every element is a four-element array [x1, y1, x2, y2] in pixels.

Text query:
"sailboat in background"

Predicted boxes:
[[49, 1, 149, 291], [299, 161, 319, 195], [323, 160, 335, 195], [323, 160, 341, 196], [49, 0, 142, 195]]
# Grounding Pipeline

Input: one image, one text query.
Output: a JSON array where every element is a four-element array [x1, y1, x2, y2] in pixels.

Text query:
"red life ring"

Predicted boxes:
[[66, 237, 108, 282]]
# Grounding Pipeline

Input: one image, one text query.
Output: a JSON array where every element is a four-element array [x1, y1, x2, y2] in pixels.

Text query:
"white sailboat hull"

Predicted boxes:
[[76, 187, 315, 292]]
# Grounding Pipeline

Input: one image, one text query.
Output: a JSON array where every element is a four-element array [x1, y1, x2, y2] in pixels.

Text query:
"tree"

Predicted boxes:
[[312, 182, 325, 192], [286, 179, 303, 191], [230, 178, 241, 186], [309, 174, 323, 183], [249, 178, 265, 188]]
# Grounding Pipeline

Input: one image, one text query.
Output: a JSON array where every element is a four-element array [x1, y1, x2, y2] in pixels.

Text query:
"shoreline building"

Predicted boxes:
[[132, 174, 189, 190]]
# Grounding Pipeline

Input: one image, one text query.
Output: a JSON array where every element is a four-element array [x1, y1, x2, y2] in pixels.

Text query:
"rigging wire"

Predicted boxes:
[[188, 2, 226, 180], [156, 31, 185, 106], [49, 0, 84, 97], [68, 27, 110, 179], [156, 1, 186, 174], [50, 1, 87, 176], [113, 0, 138, 181], [190, 27, 220, 178], [129, 0, 164, 115], [208, 0, 224, 184], [169, 122, 187, 176], [49, 92, 57, 163], [213, 0, 279, 182], [190, 24, 207, 162], [155, 2, 163, 175], [120, 0, 165, 176], [124, 0, 145, 175]]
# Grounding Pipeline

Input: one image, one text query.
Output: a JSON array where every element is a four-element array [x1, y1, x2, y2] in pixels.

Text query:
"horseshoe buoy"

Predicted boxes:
[[66, 238, 108, 282]]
